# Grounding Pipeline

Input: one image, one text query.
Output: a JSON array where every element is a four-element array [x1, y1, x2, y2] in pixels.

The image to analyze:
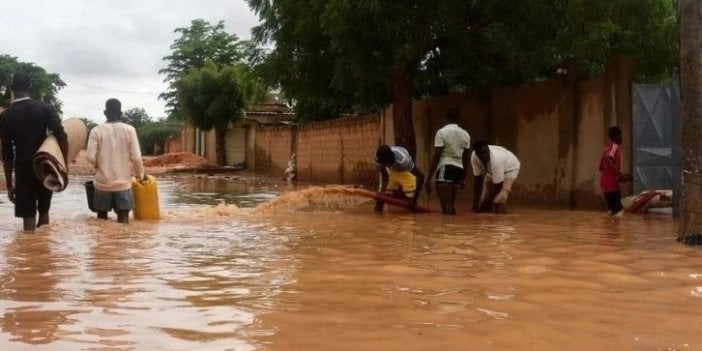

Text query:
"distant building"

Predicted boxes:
[[167, 103, 295, 168]]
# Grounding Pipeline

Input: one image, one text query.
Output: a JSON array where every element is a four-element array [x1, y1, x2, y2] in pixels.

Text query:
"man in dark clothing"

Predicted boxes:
[[0, 72, 68, 231]]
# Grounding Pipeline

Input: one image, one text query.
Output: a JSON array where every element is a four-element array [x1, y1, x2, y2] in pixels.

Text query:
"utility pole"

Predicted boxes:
[[678, 0, 702, 244]]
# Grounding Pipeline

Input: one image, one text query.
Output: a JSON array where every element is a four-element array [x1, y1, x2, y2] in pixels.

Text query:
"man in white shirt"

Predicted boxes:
[[86, 99, 145, 223], [426, 108, 471, 215], [471, 140, 521, 214]]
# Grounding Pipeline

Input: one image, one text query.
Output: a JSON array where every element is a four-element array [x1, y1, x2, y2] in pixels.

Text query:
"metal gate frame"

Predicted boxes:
[[632, 78, 681, 216]]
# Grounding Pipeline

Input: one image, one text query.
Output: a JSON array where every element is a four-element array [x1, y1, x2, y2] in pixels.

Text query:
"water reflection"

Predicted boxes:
[[81, 223, 154, 349], [0, 176, 697, 351], [164, 176, 279, 207], [249, 210, 700, 351], [0, 234, 77, 345], [87, 224, 154, 309], [0, 234, 58, 302]]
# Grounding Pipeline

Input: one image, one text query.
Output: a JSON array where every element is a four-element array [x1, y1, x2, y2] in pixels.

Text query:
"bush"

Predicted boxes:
[[136, 122, 181, 155]]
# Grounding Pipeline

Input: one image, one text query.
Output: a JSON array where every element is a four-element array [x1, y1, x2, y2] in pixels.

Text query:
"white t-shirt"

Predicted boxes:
[[434, 124, 471, 169], [471, 145, 521, 183], [86, 122, 145, 192]]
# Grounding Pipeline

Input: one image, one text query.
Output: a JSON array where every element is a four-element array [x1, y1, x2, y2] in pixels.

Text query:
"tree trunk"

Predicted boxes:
[[678, 0, 702, 244], [215, 127, 227, 166], [392, 63, 416, 159]]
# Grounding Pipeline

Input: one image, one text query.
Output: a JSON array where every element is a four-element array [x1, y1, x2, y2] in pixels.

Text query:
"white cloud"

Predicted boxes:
[[0, 0, 260, 122]]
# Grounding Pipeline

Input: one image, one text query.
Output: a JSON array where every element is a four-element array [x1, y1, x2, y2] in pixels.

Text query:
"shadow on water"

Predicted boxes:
[[160, 175, 280, 208], [0, 175, 698, 351]]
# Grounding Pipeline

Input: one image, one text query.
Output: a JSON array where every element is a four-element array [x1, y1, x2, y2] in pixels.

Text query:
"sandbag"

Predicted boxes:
[[132, 175, 161, 220], [33, 118, 87, 192]]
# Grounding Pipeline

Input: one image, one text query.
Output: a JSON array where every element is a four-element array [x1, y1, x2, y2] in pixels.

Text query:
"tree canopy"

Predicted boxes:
[[0, 54, 65, 113], [176, 62, 266, 129], [159, 19, 253, 120], [248, 0, 678, 120], [122, 107, 152, 127]]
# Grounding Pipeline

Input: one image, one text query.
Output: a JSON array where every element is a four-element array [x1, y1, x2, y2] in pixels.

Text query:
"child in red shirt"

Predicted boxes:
[[599, 126, 631, 216]]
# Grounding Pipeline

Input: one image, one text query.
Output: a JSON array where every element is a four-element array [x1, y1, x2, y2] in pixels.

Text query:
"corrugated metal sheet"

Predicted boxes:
[[632, 79, 681, 215]]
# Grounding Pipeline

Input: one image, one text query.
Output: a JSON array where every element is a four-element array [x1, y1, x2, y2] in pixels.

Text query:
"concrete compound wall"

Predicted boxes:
[[164, 135, 183, 154], [410, 94, 490, 179], [574, 78, 608, 207], [181, 124, 218, 165], [489, 79, 570, 206]]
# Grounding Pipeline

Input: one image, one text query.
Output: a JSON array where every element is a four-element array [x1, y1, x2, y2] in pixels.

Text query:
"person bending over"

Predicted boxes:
[[471, 140, 521, 214], [374, 145, 424, 212]]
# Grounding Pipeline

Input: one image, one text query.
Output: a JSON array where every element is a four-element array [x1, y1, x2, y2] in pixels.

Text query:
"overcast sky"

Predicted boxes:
[[0, 0, 260, 122]]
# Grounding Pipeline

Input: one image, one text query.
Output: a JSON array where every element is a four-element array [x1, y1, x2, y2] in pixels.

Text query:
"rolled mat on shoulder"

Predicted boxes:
[[33, 117, 88, 192]]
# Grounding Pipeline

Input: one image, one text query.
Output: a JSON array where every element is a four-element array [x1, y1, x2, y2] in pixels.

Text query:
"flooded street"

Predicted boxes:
[[0, 176, 699, 351]]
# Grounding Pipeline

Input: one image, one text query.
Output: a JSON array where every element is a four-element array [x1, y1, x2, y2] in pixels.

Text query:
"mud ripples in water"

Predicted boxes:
[[0, 176, 698, 350]]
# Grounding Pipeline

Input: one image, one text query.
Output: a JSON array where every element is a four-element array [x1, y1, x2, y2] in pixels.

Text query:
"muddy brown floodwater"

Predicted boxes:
[[0, 175, 699, 351]]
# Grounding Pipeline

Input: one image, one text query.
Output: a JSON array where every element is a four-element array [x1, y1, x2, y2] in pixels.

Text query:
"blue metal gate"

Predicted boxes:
[[632, 79, 681, 215]]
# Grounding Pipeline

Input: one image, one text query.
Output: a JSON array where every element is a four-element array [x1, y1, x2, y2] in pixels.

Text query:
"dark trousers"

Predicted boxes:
[[15, 174, 52, 218], [603, 190, 623, 214]]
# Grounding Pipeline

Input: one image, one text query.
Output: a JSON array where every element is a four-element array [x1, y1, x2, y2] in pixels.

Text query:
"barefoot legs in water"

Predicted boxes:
[[22, 213, 50, 232], [38, 213, 49, 227], [436, 184, 458, 215], [97, 210, 129, 224], [116, 210, 129, 224]]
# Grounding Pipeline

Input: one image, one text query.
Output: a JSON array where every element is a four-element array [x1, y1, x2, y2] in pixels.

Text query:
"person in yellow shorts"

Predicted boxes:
[[374, 145, 425, 212]]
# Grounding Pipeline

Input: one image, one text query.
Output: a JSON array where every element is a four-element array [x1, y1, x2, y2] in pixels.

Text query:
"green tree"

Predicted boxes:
[[176, 62, 264, 165], [122, 107, 152, 127], [138, 122, 181, 155], [159, 19, 252, 120], [121, 107, 180, 155], [248, 0, 678, 157], [0, 54, 65, 113]]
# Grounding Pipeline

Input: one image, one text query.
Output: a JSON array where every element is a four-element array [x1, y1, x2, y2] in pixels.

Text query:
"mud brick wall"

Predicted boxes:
[[254, 125, 293, 176], [296, 114, 380, 185], [340, 117, 381, 185]]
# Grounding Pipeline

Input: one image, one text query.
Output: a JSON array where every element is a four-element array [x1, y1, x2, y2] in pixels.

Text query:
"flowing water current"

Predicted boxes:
[[0, 175, 699, 351]]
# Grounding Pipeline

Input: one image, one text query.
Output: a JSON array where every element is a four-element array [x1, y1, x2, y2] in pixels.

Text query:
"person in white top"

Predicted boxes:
[[86, 98, 146, 223], [426, 108, 471, 215], [471, 140, 521, 214]]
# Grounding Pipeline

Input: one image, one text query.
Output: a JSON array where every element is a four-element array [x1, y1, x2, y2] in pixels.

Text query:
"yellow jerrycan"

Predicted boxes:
[[132, 175, 161, 220]]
